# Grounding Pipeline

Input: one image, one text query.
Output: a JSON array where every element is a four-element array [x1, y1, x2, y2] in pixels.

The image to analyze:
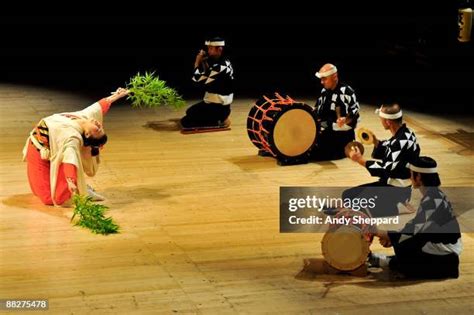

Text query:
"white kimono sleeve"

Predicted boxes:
[[73, 102, 103, 123]]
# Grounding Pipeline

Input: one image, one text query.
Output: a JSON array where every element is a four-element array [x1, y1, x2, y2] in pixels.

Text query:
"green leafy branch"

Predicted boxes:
[[126, 71, 186, 109], [71, 195, 119, 235]]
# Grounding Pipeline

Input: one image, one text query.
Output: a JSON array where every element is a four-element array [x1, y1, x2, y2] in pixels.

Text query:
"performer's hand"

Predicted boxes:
[[367, 224, 378, 235], [66, 178, 78, 195], [376, 230, 392, 247], [337, 117, 346, 128], [380, 237, 392, 248], [194, 50, 208, 67], [107, 87, 130, 103]]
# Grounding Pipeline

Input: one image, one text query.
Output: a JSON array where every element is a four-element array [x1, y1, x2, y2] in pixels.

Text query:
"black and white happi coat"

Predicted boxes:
[[315, 83, 360, 131], [387, 187, 462, 278], [366, 124, 420, 187], [192, 57, 234, 105]]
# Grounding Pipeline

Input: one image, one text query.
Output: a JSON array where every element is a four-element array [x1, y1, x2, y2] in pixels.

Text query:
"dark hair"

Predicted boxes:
[[412, 171, 441, 187], [392, 117, 403, 124], [382, 103, 403, 124], [82, 134, 108, 157]]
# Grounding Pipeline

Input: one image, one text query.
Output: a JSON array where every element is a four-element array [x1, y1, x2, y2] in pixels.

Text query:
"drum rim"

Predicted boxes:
[[321, 225, 370, 271]]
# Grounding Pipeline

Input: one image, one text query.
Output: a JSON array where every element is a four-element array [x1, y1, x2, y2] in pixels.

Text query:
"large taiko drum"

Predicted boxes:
[[247, 93, 317, 164], [321, 210, 372, 271]]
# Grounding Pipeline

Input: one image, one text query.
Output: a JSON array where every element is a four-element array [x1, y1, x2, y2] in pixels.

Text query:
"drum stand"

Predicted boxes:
[[324, 261, 368, 277], [277, 156, 310, 166], [258, 150, 310, 166]]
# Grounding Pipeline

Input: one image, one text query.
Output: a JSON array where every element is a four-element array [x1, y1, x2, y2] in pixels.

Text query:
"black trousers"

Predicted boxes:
[[342, 180, 412, 217], [180, 101, 231, 128], [310, 128, 355, 161], [388, 233, 460, 279]]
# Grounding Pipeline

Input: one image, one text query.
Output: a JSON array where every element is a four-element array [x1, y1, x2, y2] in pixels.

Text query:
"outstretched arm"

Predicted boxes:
[[99, 87, 130, 114]]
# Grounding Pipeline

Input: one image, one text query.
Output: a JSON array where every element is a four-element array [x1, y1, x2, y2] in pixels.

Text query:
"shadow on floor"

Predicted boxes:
[[100, 185, 172, 209], [226, 154, 284, 171], [143, 119, 181, 132], [2, 193, 71, 219], [295, 257, 453, 295]]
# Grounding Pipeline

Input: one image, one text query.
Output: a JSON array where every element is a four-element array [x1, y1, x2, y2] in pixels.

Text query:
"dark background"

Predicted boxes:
[[1, 2, 473, 113]]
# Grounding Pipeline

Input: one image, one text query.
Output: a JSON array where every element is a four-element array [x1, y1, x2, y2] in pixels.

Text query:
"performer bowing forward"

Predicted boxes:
[[23, 88, 129, 206]]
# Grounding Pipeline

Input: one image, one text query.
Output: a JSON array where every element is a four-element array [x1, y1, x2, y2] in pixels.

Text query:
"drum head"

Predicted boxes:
[[321, 225, 370, 271], [272, 105, 317, 158]]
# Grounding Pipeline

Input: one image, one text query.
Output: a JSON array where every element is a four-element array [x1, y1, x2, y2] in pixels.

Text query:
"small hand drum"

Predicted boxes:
[[344, 141, 364, 158], [356, 127, 375, 145]]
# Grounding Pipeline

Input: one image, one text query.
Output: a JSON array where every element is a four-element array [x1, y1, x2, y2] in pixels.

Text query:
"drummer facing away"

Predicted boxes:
[[310, 63, 360, 161]]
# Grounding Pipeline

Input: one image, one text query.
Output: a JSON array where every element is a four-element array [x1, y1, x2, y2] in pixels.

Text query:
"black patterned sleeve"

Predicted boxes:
[[342, 86, 360, 116], [372, 140, 389, 160], [365, 160, 387, 178], [192, 67, 208, 84]]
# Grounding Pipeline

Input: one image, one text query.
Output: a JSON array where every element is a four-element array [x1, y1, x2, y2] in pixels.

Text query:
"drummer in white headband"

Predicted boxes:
[[311, 63, 360, 160], [180, 36, 234, 129], [344, 103, 421, 217], [369, 156, 462, 279]]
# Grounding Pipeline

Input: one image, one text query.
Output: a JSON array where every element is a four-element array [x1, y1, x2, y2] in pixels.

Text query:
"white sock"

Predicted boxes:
[[370, 253, 392, 268], [379, 255, 391, 268]]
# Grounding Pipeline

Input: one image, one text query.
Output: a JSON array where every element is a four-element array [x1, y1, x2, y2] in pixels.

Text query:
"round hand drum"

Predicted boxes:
[[321, 210, 371, 271], [247, 93, 317, 164], [356, 127, 375, 145], [344, 141, 364, 158]]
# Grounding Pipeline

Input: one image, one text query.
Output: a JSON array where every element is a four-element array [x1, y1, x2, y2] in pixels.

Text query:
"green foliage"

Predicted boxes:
[[71, 195, 119, 235], [126, 71, 186, 109]]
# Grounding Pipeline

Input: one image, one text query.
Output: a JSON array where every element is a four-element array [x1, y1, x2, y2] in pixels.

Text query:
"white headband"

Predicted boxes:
[[315, 66, 337, 78], [375, 106, 403, 119], [406, 163, 438, 174], [205, 40, 225, 46]]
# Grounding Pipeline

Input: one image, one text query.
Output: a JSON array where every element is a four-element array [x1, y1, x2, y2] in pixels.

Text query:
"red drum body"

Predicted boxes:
[[247, 94, 317, 164]]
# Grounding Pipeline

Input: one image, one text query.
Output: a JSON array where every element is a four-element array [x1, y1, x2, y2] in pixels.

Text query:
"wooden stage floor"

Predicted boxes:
[[1, 84, 473, 314]]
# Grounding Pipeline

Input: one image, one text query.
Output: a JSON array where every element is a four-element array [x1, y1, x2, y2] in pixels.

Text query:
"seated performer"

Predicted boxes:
[[310, 63, 360, 160], [369, 156, 462, 279], [180, 37, 234, 129], [344, 103, 420, 217], [23, 87, 129, 206]]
